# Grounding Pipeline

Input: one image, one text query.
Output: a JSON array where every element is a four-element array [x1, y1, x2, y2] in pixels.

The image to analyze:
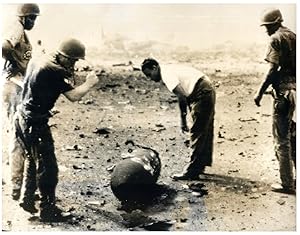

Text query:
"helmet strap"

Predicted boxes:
[[18, 16, 26, 27]]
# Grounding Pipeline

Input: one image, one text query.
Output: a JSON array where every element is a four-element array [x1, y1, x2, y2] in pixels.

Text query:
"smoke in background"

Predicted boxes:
[[1, 4, 296, 52]]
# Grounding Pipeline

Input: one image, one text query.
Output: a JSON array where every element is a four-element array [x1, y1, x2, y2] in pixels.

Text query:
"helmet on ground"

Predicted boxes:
[[57, 38, 85, 60], [17, 3, 40, 16], [110, 147, 161, 202], [260, 8, 283, 26]]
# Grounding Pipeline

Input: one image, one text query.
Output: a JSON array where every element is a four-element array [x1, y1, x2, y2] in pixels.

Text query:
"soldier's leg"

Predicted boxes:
[[273, 97, 294, 190], [2, 80, 22, 123], [19, 150, 38, 214], [36, 126, 66, 221], [8, 115, 26, 200], [290, 121, 296, 170]]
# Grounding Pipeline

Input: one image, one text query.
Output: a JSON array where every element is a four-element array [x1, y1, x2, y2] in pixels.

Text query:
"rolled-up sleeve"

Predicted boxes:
[[265, 37, 280, 65]]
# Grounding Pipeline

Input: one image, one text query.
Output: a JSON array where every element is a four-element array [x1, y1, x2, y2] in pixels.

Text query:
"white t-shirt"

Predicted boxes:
[[160, 64, 205, 96]]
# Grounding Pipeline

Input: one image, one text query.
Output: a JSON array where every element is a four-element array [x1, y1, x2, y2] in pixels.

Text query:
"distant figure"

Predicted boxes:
[[12, 38, 99, 221], [2, 3, 40, 201], [254, 8, 296, 194], [141, 58, 216, 180]]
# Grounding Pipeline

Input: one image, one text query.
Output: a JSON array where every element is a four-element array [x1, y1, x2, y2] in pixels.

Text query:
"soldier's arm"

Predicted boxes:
[[173, 84, 189, 133], [63, 71, 99, 102], [254, 63, 278, 106], [2, 40, 15, 63]]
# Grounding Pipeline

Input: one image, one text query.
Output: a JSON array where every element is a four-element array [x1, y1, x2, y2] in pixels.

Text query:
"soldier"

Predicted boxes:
[[13, 38, 99, 221], [141, 58, 216, 180], [2, 3, 40, 120], [254, 8, 296, 194], [2, 3, 40, 201]]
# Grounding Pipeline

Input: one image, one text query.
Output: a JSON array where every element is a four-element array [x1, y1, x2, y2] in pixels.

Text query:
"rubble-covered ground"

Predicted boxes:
[[1, 43, 296, 231]]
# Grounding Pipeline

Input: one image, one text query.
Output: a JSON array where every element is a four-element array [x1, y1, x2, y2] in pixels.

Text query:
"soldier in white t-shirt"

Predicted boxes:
[[141, 58, 216, 180]]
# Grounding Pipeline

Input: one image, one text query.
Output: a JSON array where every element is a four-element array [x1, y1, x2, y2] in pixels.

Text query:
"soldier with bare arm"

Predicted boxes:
[[254, 8, 296, 194], [13, 38, 99, 221], [2, 3, 40, 201]]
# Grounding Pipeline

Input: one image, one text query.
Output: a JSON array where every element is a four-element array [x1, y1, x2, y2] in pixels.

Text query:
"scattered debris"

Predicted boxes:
[[106, 165, 115, 172], [140, 219, 175, 231], [276, 199, 286, 205], [93, 127, 112, 135], [238, 117, 258, 122], [118, 100, 131, 105], [65, 144, 83, 151], [78, 99, 94, 105], [87, 200, 106, 206]]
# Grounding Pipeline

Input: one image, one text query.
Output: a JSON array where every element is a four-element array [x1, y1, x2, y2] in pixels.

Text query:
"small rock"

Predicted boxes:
[[191, 192, 202, 197], [118, 100, 130, 105], [249, 194, 260, 199], [65, 144, 83, 151], [93, 127, 111, 135], [180, 218, 188, 222], [73, 165, 82, 170], [251, 188, 258, 193], [106, 165, 115, 172], [277, 199, 286, 205], [86, 191, 93, 196]]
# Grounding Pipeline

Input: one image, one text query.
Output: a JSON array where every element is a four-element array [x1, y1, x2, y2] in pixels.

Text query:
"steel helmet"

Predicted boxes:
[[260, 8, 283, 26], [17, 3, 40, 16], [57, 38, 85, 60]]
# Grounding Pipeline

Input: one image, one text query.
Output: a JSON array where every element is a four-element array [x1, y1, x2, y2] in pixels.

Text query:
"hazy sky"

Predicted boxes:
[[1, 3, 296, 50]]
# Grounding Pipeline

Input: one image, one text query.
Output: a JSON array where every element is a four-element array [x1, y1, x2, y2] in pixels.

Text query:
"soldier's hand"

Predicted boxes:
[[181, 120, 189, 133], [85, 71, 99, 87], [254, 95, 262, 107]]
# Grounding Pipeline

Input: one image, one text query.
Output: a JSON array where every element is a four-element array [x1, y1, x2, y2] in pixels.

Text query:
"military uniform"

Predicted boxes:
[[12, 55, 73, 217], [266, 26, 296, 189], [3, 20, 32, 117], [2, 20, 33, 199]]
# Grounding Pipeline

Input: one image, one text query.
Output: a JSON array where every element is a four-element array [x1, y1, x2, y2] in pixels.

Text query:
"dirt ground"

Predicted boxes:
[[1, 45, 296, 232]]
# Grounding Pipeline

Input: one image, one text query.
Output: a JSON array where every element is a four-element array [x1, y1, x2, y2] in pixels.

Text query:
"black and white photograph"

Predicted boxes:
[[1, 0, 297, 232]]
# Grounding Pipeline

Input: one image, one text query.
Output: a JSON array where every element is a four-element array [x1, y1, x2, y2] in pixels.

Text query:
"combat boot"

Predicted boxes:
[[172, 165, 206, 181], [40, 203, 72, 222], [271, 183, 296, 195], [11, 181, 22, 200], [19, 196, 38, 214], [12, 188, 21, 201]]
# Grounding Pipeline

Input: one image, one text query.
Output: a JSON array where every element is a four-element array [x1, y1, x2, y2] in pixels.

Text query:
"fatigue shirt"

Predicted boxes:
[[21, 55, 73, 118], [265, 26, 296, 91]]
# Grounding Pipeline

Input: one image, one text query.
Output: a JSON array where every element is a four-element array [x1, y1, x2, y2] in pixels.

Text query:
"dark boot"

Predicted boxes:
[[11, 180, 22, 201], [40, 203, 72, 222], [271, 183, 296, 195], [172, 165, 206, 181], [12, 188, 21, 201], [172, 173, 200, 181], [19, 196, 38, 214]]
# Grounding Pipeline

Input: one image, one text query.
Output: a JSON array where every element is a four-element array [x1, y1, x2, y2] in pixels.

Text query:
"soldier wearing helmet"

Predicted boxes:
[[254, 8, 296, 194], [10, 38, 99, 221], [2, 3, 40, 201], [2, 3, 40, 114]]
